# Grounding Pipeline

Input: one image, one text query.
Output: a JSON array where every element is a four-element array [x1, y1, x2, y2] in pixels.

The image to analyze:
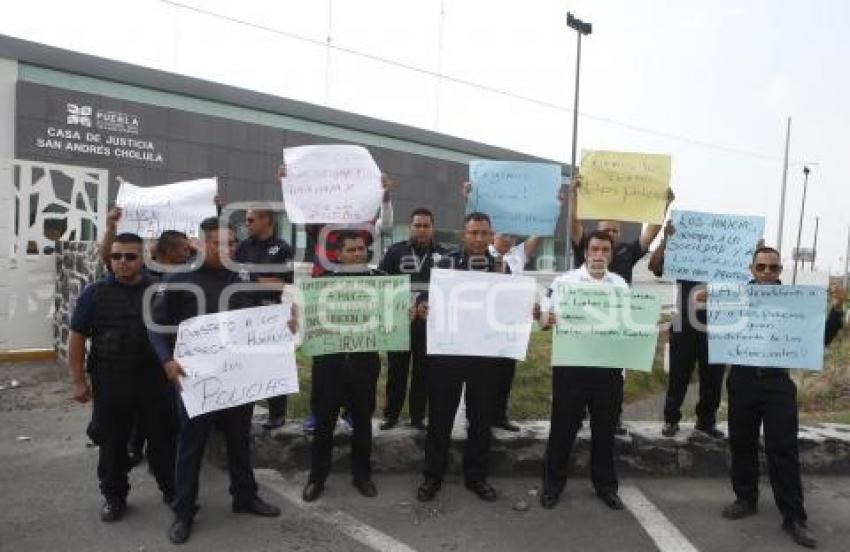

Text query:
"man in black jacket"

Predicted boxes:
[[234, 205, 294, 430], [378, 207, 452, 431], [68, 233, 176, 523], [149, 217, 282, 545], [720, 246, 845, 549], [417, 212, 506, 503], [302, 230, 387, 502]]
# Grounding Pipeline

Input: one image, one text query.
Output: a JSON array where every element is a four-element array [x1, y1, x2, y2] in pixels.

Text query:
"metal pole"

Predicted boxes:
[[564, 31, 582, 270], [792, 167, 810, 284], [811, 216, 819, 271], [777, 117, 791, 254]]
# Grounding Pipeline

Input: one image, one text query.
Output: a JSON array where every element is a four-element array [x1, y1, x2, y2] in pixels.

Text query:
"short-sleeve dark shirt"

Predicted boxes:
[[234, 234, 293, 305]]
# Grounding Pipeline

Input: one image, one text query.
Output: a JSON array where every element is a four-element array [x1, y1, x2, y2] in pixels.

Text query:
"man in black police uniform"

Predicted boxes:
[[537, 230, 630, 511], [721, 246, 845, 549], [68, 233, 176, 522], [149, 217, 282, 544], [234, 205, 294, 430], [648, 221, 726, 438], [416, 212, 505, 503], [378, 207, 452, 431], [302, 230, 386, 502]]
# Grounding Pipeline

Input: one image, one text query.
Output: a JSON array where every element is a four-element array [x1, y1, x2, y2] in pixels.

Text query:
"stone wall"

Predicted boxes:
[[53, 241, 105, 365]]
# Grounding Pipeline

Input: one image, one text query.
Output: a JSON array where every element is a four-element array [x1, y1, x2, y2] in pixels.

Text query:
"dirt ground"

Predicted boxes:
[[0, 360, 74, 412]]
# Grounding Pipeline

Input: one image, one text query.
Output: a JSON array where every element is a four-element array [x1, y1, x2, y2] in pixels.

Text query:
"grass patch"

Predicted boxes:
[[280, 328, 670, 421]]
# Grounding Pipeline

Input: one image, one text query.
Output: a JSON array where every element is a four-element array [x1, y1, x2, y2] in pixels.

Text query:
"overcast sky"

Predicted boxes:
[[3, 0, 849, 272]]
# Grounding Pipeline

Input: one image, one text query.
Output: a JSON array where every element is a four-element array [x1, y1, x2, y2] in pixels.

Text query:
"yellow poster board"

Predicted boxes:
[[577, 150, 671, 224]]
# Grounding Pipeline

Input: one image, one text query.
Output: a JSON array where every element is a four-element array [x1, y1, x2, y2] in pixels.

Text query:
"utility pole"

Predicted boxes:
[[792, 166, 811, 284], [811, 216, 819, 271], [564, 12, 592, 270], [776, 117, 791, 254]]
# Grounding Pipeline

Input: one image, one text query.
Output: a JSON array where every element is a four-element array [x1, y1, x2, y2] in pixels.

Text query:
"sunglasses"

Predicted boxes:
[[754, 263, 782, 272], [110, 252, 139, 261]]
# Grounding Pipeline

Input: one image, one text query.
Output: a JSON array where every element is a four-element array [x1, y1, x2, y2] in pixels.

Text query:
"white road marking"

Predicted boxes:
[[255, 470, 418, 552], [620, 485, 700, 552]]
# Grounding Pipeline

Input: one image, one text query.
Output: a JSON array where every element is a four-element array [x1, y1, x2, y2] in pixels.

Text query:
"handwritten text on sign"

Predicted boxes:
[[175, 304, 299, 418], [551, 284, 661, 371], [663, 210, 764, 282], [707, 284, 826, 371], [116, 178, 217, 238], [578, 150, 671, 224], [426, 269, 537, 361], [282, 145, 383, 224], [467, 161, 562, 236], [298, 275, 410, 356]]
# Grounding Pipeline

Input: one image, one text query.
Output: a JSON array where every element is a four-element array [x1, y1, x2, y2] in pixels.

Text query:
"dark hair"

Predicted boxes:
[[464, 211, 492, 226], [114, 232, 143, 245], [247, 204, 275, 223], [752, 246, 781, 263], [584, 230, 615, 251], [410, 207, 434, 223], [199, 216, 232, 236], [328, 229, 370, 251], [156, 230, 188, 257]]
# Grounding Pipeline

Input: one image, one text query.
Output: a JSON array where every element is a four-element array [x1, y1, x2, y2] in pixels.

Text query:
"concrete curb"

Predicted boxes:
[[207, 417, 850, 477]]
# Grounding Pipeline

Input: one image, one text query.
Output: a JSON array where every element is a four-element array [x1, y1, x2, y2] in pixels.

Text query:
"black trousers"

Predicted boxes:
[[384, 319, 428, 422], [494, 359, 516, 423], [727, 368, 807, 523], [91, 371, 176, 502], [543, 366, 623, 497], [309, 353, 380, 484], [172, 401, 258, 519], [266, 395, 288, 419], [663, 323, 725, 426], [423, 355, 500, 483]]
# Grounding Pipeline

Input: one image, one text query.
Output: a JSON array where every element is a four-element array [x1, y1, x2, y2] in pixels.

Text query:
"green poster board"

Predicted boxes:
[[298, 275, 410, 356], [551, 283, 660, 371]]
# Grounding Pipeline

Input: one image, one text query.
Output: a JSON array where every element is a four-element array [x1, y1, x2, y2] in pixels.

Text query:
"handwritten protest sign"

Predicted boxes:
[[282, 145, 383, 224], [577, 150, 671, 224], [467, 160, 562, 236], [707, 284, 826, 371], [426, 269, 537, 360], [298, 275, 410, 356], [551, 284, 661, 371], [175, 304, 299, 418], [663, 210, 764, 282], [116, 178, 217, 238]]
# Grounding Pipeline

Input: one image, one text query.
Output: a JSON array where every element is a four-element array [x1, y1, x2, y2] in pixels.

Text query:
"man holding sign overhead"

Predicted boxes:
[[537, 230, 655, 512], [715, 246, 845, 549]]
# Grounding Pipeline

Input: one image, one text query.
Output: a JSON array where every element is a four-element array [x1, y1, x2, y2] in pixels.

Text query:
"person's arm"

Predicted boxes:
[[68, 331, 90, 403], [100, 206, 122, 267], [648, 220, 674, 277], [373, 173, 395, 231], [147, 280, 187, 387], [67, 284, 97, 402], [639, 188, 676, 252], [825, 283, 846, 346], [522, 236, 542, 258]]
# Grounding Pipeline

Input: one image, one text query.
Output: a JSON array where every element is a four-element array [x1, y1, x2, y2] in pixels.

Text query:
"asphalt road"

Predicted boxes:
[[2, 404, 848, 551]]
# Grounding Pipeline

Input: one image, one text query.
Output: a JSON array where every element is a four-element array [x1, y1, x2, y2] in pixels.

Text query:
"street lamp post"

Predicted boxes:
[[564, 12, 592, 270], [792, 166, 811, 284]]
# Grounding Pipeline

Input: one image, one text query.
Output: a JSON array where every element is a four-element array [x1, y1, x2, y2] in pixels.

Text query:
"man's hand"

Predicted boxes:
[[106, 206, 122, 229], [461, 181, 472, 201], [277, 164, 287, 181], [571, 174, 582, 193], [214, 194, 224, 209], [164, 360, 187, 390], [663, 220, 676, 239], [415, 302, 429, 320], [71, 379, 91, 403], [287, 303, 299, 334], [532, 303, 541, 321], [830, 282, 846, 311], [666, 188, 676, 205]]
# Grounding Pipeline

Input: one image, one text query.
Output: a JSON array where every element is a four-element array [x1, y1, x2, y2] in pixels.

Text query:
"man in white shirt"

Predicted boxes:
[[488, 233, 542, 431], [536, 230, 629, 511]]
